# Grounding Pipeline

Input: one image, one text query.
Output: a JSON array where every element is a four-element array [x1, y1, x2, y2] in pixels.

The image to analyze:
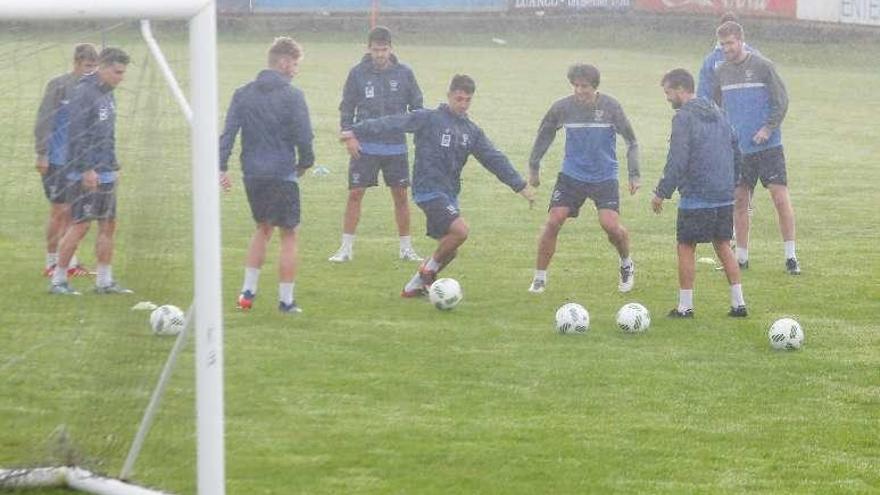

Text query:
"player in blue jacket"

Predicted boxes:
[[219, 37, 315, 314], [50, 47, 131, 295], [714, 21, 800, 275], [527, 64, 640, 294], [696, 12, 760, 101], [329, 26, 424, 263], [652, 68, 747, 318], [341, 75, 535, 297]]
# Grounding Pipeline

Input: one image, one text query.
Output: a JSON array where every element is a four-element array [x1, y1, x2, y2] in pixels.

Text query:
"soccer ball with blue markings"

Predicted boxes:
[[150, 305, 186, 336], [429, 278, 462, 311], [616, 303, 651, 334], [555, 303, 589, 335], [768, 318, 804, 350]]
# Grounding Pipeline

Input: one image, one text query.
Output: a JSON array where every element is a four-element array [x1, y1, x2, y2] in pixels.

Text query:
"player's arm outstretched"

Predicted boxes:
[[340, 110, 429, 157], [471, 128, 535, 207], [527, 103, 562, 187]]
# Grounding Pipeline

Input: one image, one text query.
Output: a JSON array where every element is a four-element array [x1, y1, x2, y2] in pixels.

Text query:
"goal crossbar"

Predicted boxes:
[[0, 0, 212, 19]]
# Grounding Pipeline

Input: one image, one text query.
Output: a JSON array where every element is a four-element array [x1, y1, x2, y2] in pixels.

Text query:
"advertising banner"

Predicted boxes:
[[634, 0, 797, 18], [252, 0, 507, 13], [796, 0, 840, 22], [840, 0, 880, 26], [509, 0, 632, 12]]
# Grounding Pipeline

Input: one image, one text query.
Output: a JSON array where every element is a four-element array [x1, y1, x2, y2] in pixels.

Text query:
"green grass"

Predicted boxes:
[[1, 20, 878, 494]]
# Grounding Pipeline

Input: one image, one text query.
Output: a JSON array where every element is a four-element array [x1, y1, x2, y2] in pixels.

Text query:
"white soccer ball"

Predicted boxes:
[[150, 305, 186, 336], [768, 317, 804, 350], [617, 302, 651, 333], [429, 278, 462, 311], [555, 303, 590, 335]]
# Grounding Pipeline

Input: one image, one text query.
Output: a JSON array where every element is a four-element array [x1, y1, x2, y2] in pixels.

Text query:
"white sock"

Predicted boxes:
[[279, 282, 295, 305], [399, 235, 412, 250], [404, 272, 424, 292], [96, 264, 112, 287], [735, 247, 749, 264], [534, 269, 547, 282], [341, 233, 355, 252], [678, 289, 694, 312], [425, 257, 441, 272], [784, 240, 796, 260], [46, 252, 58, 267], [620, 256, 633, 268], [242, 267, 260, 294], [70, 254, 79, 267], [52, 265, 68, 285], [730, 283, 745, 307]]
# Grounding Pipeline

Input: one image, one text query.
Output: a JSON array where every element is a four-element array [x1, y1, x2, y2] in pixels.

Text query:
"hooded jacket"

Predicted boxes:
[[655, 97, 741, 208], [351, 104, 526, 204], [339, 54, 423, 155], [66, 72, 119, 183], [219, 69, 314, 180]]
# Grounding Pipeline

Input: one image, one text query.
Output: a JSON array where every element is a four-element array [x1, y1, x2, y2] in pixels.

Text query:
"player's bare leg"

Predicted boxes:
[[391, 185, 421, 261], [733, 184, 752, 268], [713, 239, 747, 316], [530, 207, 569, 293], [278, 226, 301, 313], [668, 242, 696, 318], [238, 222, 274, 309], [768, 183, 800, 274], [329, 188, 365, 262], [598, 209, 634, 292]]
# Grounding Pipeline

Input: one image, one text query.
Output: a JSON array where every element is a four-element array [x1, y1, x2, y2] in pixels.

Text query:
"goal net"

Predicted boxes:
[[0, 2, 223, 494]]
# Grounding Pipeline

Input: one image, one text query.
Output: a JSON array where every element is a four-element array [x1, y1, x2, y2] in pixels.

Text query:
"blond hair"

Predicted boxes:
[[268, 37, 302, 66]]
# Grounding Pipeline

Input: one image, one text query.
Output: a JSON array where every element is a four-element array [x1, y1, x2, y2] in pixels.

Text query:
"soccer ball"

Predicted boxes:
[[768, 317, 804, 350], [150, 305, 186, 336], [428, 278, 462, 310], [555, 303, 589, 335], [617, 302, 651, 333]]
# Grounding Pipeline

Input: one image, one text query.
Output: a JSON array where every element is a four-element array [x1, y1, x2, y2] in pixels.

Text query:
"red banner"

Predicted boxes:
[[634, 0, 796, 18]]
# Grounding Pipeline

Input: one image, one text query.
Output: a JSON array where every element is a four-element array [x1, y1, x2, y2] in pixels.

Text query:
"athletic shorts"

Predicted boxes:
[[676, 205, 734, 244], [549, 173, 620, 217], [417, 196, 460, 240], [244, 178, 300, 229], [70, 182, 117, 223], [42, 165, 72, 204], [741, 146, 787, 189], [349, 153, 410, 189]]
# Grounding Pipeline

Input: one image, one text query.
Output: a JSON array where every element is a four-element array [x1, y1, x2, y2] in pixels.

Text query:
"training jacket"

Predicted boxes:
[[34, 72, 81, 167], [528, 93, 639, 184], [655, 97, 742, 209], [696, 43, 759, 100], [220, 69, 315, 181], [339, 54, 423, 155], [351, 104, 526, 204], [66, 72, 119, 183], [714, 52, 788, 155]]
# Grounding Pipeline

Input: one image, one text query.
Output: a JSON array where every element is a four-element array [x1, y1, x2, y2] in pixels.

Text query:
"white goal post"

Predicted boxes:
[[0, 1, 225, 494]]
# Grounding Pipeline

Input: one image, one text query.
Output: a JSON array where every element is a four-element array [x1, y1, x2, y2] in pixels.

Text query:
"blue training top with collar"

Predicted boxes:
[[66, 72, 119, 184]]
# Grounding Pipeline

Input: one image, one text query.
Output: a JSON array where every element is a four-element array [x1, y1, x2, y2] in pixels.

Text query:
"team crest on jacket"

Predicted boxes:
[[594, 109, 604, 121], [365, 84, 374, 98], [99, 104, 112, 121], [461, 133, 469, 147], [441, 132, 452, 147], [389, 80, 399, 91], [744, 69, 754, 81]]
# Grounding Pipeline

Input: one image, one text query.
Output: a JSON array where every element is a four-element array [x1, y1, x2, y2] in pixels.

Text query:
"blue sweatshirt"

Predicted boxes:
[[655, 97, 742, 209], [696, 43, 759, 100], [34, 72, 81, 167], [529, 93, 639, 183], [66, 73, 118, 184], [339, 54, 423, 155], [351, 104, 526, 204], [714, 53, 788, 155], [220, 69, 315, 181]]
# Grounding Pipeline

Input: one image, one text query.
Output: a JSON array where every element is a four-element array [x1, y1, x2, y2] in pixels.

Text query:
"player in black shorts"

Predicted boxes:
[[653, 69, 747, 318], [219, 37, 315, 313]]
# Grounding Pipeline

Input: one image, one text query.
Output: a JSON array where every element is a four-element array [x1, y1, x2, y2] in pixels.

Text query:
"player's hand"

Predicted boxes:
[[519, 185, 536, 209], [340, 130, 361, 160], [651, 195, 664, 214], [219, 171, 232, 192], [35, 156, 49, 176], [628, 177, 641, 195], [752, 126, 771, 145], [82, 169, 98, 191], [528, 169, 540, 188]]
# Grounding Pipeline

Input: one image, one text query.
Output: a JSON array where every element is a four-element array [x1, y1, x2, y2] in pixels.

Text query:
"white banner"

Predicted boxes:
[[797, 0, 880, 26], [797, 0, 840, 21]]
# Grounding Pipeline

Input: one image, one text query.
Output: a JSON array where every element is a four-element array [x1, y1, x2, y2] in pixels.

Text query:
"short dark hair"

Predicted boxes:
[[661, 68, 695, 93], [368, 26, 392, 46], [99, 47, 130, 66], [719, 11, 738, 25], [268, 36, 302, 66], [716, 21, 744, 40], [567, 63, 600, 88], [449, 74, 476, 95], [74, 43, 97, 62]]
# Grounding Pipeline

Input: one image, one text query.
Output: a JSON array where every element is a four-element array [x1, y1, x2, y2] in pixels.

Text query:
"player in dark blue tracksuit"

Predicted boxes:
[[652, 68, 747, 319], [50, 47, 131, 296], [219, 37, 315, 314], [341, 75, 535, 297], [329, 26, 425, 263]]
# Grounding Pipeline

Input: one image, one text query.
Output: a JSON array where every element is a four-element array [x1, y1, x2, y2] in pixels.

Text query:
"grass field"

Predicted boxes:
[[0, 18, 878, 494]]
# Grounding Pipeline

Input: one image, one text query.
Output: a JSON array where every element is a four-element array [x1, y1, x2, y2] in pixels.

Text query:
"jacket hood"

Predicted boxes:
[[683, 97, 722, 122], [255, 69, 291, 92], [359, 53, 400, 71]]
